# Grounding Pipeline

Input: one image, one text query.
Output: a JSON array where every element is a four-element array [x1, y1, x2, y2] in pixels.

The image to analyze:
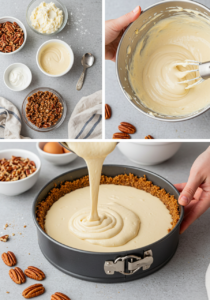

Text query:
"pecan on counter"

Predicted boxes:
[[25, 91, 63, 129], [0, 156, 36, 182]]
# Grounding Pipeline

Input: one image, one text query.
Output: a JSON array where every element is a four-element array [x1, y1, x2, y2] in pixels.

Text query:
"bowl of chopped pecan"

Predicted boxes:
[[0, 17, 27, 55], [0, 149, 41, 196], [22, 88, 67, 132]]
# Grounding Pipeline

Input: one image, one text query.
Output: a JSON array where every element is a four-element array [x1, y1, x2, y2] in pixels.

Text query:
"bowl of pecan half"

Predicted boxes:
[[22, 88, 67, 132], [0, 149, 41, 196], [0, 17, 27, 55]]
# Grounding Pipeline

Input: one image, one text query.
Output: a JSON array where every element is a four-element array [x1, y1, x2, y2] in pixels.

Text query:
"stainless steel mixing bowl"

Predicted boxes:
[[116, 0, 210, 122]]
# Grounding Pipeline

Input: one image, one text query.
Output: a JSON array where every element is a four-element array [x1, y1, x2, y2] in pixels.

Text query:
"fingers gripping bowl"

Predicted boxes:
[[33, 165, 183, 283], [116, 0, 210, 122]]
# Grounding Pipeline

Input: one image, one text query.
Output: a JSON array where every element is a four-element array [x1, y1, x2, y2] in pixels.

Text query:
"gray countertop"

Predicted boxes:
[[0, 0, 102, 139], [0, 142, 210, 299], [105, 0, 210, 139]]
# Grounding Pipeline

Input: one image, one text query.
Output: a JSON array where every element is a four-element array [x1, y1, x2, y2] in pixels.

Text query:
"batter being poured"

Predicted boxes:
[[45, 142, 172, 251], [128, 11, 210, 116]]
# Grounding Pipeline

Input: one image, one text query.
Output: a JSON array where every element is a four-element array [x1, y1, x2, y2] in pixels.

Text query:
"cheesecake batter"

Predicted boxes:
[[38, 42, 70, 75], [45, 184, 172, 252], [128, 11, 210, 116], [45, 142, 173, 252]]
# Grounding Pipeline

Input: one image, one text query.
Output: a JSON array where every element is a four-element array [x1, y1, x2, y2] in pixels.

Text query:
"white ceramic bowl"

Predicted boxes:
[[118, 142, 182, 165], [0, 17, 27, 55], [0, 149, 41, 196], [4, 63, 32, 91], [37, 142, 77, 165], [36, 39, 74, 77]]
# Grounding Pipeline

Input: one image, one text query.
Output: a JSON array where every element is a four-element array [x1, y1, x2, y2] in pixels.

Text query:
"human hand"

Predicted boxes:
[[105, 6, 141, 62], [175, 146, 210, 233]]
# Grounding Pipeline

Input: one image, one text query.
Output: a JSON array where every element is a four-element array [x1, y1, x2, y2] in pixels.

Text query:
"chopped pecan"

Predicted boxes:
[[9, 267, 26, 284], [25, 91, 63, 129], [22, 284, 45, 299], [0, 156, 36, 182], [51, 292, 71, 300], [24, 266, 45, 281], [118, 122, 136, 134], [0, 22, 24, 53], [0, 234, 9, 242], [145, 135, 154, 139], [112, 132, 130, 139], [105, 104, 111, 120], [1, 251, 17, 266]]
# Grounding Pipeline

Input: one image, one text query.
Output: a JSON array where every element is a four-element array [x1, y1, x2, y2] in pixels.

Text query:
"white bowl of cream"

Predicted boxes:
[[3, 63, 32, 91], [36, 39, 74, 77]]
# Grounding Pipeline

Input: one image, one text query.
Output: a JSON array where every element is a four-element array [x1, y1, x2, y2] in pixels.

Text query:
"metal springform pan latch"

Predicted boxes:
[[104, 250, 153, 276]]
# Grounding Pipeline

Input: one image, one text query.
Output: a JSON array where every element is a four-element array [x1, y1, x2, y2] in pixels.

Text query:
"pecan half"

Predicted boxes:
[[22, 284, 45, 299], [112, 132, 130, 139], [118, 122, 136, 134], [0, 22, 24, 53], [9, 267, 26, 284], [105, 104, 111, 120], [24, 266, 45, 281], [1, 251, 17, 266], [145, 135, 154, 139], [0, 234, 9, 242], [51, 292, 71, 300]]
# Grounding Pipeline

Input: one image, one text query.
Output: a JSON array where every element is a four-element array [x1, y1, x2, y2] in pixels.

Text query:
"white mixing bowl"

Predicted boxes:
[[0, 149, 41, 196], [37, 142, 77, 165], [118, 142, 182, 165]]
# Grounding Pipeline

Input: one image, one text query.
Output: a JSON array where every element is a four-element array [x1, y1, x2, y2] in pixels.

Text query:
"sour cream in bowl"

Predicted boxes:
[[4, 63, 32, 91]]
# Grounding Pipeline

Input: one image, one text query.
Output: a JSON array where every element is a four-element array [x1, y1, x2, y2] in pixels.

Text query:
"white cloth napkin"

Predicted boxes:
[[68, 90, 102, 139], [0, 97, 29, 139]]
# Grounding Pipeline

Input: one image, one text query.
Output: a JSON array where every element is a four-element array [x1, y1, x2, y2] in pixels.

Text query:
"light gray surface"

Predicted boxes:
[[0, 142, 210, 300], [105, 0, 210, 139], [0, 0, 102, 139]]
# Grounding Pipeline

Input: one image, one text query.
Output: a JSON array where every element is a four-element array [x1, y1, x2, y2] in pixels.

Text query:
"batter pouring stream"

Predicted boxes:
[[66, 142, 140, 247]]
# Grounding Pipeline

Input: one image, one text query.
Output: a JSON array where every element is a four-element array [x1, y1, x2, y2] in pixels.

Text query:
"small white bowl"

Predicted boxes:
[[4, 63, 32, 91], [118, 142, 182, 165], [36, 39, 74, 77], [0, 17, 27, 55], [0, 149, 41, 196], [37, 142, 77, 165]]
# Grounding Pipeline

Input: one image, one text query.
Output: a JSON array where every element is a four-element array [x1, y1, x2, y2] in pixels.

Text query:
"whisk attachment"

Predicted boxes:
[[177, 59, 210, 89]]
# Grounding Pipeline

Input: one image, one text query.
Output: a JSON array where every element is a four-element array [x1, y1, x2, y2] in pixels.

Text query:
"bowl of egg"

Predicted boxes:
[[36, 142, 77, 165]]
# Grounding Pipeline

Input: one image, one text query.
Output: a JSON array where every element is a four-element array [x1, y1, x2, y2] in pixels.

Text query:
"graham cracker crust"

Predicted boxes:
[[36, 174, 180, 233]]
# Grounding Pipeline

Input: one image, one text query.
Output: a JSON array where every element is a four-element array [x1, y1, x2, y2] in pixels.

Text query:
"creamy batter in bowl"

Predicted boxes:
[[36, 39, 74, 77], [33, 165, 183, 282], [116, 0, 210, 121]]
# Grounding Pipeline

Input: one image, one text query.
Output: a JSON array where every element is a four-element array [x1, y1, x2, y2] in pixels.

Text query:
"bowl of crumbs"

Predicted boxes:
[[0, 149, 41, 196], [22, 87, 66, 132]]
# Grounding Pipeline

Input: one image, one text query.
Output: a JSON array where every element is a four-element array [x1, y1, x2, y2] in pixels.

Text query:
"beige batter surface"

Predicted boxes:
[[128, 12, 210, 116], [39, 42, 70, 75], [45, 185, 172, 252]]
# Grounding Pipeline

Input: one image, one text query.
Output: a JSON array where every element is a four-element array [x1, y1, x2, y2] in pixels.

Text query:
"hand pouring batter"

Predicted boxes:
[[45, 142, 172, 252]]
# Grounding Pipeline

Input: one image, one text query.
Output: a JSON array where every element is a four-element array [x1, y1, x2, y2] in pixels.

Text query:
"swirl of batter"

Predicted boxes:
[[69, 203, 140, 247], [128, 12, 210, 116], [39, 42, 70, 75]]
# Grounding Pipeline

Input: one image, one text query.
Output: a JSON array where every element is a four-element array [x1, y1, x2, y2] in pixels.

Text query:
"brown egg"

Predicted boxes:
[[43, 142, 64, 154], [63, 147, 71, 153]]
